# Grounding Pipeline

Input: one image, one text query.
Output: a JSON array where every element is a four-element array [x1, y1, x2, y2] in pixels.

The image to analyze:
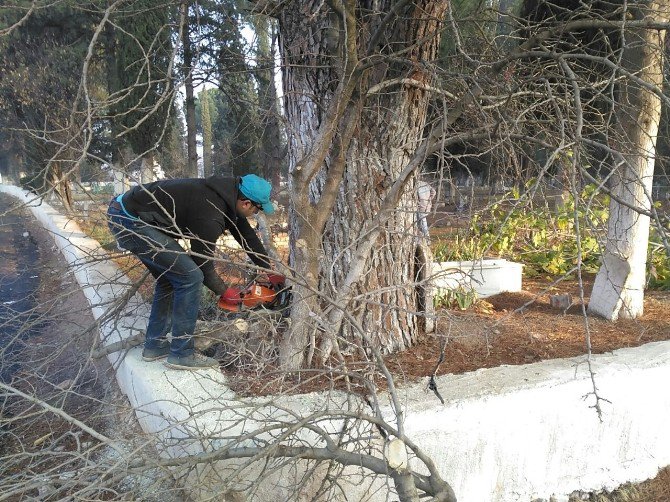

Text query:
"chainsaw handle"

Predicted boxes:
[[267, 273, 286, 285], [249, 272, 286, 288], [218, 288, 241, 311]]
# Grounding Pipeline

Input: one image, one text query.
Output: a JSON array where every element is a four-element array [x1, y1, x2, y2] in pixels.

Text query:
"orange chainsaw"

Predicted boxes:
[[217, 274, 291, 314]]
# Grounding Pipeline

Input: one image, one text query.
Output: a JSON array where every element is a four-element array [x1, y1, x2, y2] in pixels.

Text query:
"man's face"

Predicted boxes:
[[237, 198, 260, 218]]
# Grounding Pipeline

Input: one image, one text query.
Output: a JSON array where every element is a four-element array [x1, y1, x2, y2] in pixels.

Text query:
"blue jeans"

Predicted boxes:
[[107, 200, 203, 357]]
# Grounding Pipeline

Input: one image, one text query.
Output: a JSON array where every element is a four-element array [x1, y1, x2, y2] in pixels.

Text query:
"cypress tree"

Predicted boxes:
[[112, 0, 174, 179]]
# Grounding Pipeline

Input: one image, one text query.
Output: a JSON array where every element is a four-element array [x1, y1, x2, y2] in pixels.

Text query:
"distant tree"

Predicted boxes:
[[588, 0, 670, 319], [158, 107, 188, 177], [180, 0, 199, 177], [252, 14, 285, 185], [196, 83, 262, 176], [518, 0, 670, 320], [111, 0, 175, 183], [0, 2, 95, 209]]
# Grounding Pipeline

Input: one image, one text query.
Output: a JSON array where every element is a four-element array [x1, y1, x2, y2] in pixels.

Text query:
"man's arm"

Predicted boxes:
[[228, 216, 271, 270], [190, 238, 228, 295]]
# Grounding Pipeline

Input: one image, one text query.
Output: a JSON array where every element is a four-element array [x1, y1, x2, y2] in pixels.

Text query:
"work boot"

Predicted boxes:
[[142, 343, 170, 361], [164, 352, 219, 370]]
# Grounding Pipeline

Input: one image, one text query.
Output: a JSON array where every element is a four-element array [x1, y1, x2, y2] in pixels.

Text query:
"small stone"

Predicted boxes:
[[549, 293, 572, 310], [38, 483, 56, 497], [56, 379, 73, 390], [233, 318, 249, 333]]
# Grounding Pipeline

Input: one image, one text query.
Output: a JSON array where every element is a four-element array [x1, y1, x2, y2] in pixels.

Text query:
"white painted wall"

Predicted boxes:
[[2, 183, 668, 502], [392, 345, 670, 501], [434, 259, 523, 298]]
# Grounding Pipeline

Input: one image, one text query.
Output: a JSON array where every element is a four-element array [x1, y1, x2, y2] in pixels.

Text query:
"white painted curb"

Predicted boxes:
[[3, 184, 669, 502]]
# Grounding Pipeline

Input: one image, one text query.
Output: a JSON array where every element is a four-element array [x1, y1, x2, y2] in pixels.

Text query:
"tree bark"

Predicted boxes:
[[201, 89, 213, 177], [391, 469, 420, 502], [278, 1, 447, 369], [589, 0, 669, 320], [105, 5, 126, 184], [139, 152, 157, 184], [50, 161, 73, 213]]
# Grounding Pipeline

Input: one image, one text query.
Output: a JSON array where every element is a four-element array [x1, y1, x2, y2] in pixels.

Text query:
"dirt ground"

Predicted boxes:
[[0, 196, 179, 501], [387, 274, 670, 379]]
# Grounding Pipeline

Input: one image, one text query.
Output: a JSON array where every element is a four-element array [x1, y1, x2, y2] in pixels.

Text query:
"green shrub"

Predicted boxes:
[[434, 286, 477, 310], [434, 184, 608, 276], [647, 225, 670, 290], [435, 184, 670, 289]]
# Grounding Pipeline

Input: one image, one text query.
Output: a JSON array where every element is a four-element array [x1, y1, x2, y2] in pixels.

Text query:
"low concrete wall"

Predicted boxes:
[[3, 183, 669, 502], [433, 259, 523, 298]]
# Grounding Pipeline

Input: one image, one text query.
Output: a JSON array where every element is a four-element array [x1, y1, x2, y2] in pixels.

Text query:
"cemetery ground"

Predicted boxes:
[[0, 195, 180, 500], [12, 193, 669, 501]]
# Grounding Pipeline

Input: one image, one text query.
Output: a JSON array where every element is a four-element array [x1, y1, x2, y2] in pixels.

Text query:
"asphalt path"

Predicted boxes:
[[0, 193, 45, 382]]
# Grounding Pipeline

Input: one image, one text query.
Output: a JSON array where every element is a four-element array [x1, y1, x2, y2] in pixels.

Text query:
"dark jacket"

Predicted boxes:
[[122, 176, 270, 295]]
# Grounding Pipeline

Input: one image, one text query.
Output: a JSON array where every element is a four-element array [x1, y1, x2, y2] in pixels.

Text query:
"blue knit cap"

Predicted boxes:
[[239, 174, 275, 214]]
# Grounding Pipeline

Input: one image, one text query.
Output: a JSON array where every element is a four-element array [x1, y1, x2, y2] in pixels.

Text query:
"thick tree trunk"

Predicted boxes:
[[105, 7, 127, 190], [279, 1, 446, 369], [139, 152, 157, 184], [589, 0, 668, 320]]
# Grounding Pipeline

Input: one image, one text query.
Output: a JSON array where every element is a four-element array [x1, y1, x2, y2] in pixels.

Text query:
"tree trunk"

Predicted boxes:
[[181, 0, 199, 178], [588, 0, 668, 320], [391, 469, 420, 502], [278, 1, 446, 369], [139, 152, 157, 184], [201, 90, 213, 177], [105, 5, 126, 189], [50, 161, 73, 213]]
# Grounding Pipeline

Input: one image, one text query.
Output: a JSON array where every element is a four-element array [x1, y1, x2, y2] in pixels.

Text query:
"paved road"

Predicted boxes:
[[0, 194, 45, 382]]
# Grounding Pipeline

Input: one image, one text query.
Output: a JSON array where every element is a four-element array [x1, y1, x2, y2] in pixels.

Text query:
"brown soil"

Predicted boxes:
[[224, 273, 670, 394], [603, 466, 670, 502], [387, 274, 670, 380]]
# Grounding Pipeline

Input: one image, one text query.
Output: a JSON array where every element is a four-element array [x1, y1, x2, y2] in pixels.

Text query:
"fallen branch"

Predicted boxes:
[[90, 330, 145, 359]]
